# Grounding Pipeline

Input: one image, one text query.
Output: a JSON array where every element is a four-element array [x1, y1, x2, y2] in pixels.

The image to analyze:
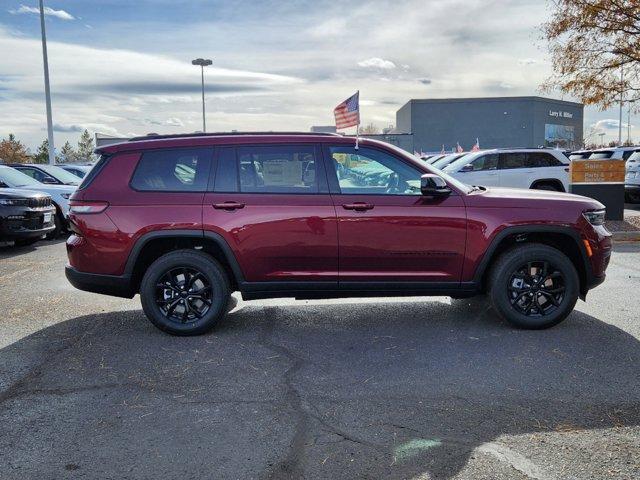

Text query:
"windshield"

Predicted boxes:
[[569, 152, 591, 160], [589, 151, 614, 160], [442, 151, 487, 172], [0, 166, 43, 188], [396, 148, 473, 194], [432, 153, 466, 170], [40, 165, 81, 185]]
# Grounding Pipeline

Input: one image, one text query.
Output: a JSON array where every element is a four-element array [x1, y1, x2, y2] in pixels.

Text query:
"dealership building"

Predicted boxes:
[[396, 96, 584, 152]]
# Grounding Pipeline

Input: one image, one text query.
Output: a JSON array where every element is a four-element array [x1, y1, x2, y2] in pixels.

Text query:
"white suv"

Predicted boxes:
[[625, 151, 640, 203], [442, 149, 570, 191], [586, 146, 640, 161]]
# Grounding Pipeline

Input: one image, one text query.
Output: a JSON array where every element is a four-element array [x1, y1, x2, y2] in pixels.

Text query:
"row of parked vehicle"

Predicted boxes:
[[0, 163, 92, 246], [422, 146, 640, 203]]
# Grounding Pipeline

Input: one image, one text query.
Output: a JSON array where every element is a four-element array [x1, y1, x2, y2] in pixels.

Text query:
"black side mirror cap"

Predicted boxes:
[[421, 174, 451, 196]]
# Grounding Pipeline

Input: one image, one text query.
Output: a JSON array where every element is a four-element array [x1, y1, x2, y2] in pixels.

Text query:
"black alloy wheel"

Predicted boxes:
[[508, 261, 565, 317], [155, 267, 212, 324]]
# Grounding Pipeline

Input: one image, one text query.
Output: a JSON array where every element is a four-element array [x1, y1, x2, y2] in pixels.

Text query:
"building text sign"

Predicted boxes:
[[549, 110, 573, 119]]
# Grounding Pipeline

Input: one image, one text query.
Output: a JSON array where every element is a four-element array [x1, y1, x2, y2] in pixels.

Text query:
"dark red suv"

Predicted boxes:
[[65, 133, 611, 335]]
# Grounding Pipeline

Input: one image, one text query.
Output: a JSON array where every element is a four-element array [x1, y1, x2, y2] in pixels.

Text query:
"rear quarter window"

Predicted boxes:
[[130, 148, 213, 192]]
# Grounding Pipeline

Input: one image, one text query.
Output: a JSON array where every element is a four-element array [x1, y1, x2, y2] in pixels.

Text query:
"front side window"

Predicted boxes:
[[237, 145, 317, 193], [328, 146, 422, 195], [470, 154, 498, 171], [130, 148, 212, 191], [17, 168, 46, 182]]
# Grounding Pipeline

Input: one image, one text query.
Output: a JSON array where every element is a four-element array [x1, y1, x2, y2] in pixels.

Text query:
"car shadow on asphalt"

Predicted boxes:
[[0, 299, 638, 479], [0, 236, 67, 259]]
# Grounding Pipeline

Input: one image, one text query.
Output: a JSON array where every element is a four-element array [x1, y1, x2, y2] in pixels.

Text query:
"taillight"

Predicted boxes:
[[69, 200, 109, 214]]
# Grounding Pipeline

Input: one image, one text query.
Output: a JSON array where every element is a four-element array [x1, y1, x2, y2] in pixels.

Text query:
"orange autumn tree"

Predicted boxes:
[[542, 0, 640, 109]]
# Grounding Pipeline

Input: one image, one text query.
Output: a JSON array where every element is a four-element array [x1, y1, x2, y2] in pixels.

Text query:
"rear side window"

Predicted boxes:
[[589, 151, 614, 159], [470, 154, 498, 171], [237, 145, 318, 193], [131, 148, 212, 192], [526, 152, 564, 167], [499, 153, 526, 169]]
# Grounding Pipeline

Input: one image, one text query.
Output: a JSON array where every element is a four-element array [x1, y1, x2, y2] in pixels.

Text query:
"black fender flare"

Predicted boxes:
[[123, 229, 246, 284], [472, 225, 592, 292]]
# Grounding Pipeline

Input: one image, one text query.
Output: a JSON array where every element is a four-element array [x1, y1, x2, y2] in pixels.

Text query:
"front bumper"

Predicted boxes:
[[65, 265, 134, 298], [0, 209, 56, 239]]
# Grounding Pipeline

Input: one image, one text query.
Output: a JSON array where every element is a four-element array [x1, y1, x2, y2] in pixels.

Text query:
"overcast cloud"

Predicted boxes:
[[0, 0, 632, 150]]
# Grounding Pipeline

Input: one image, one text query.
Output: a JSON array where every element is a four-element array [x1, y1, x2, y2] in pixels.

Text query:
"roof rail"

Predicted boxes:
[[128, 131, 343, 142]]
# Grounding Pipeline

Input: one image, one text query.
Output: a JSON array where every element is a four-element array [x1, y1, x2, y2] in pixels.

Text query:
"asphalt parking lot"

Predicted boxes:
[[0, 240, 639, 480]]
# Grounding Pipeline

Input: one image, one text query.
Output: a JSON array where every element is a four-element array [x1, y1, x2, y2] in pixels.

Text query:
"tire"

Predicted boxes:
[[140, 249, 230, 336], [488, 243, 579, 329], [45, 208, 63, 240], [532, 182, 562, 192]]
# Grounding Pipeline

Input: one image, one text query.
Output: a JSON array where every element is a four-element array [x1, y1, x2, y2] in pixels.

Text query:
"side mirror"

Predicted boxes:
[[421, 174, 451, 196], [460, 163, 474, 173], [41, 176, 57, 184]]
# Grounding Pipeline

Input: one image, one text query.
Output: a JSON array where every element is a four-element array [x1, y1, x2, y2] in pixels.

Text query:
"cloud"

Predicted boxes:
[[52, 123, 84, 133], [518, 58, 537, 66], [357, 58, 397, 70], [165, 117, 184, 127], [9, 4, 75, 21], [418, 78, 432, 85], [591, 119, 631, 130]]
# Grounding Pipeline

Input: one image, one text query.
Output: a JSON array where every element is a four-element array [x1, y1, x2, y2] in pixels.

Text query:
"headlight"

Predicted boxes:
[[583, 209, 606, 226], [60, 193, 72, 199]]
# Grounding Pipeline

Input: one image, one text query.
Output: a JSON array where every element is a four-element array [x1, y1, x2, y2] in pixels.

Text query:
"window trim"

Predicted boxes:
[[209, 143, 329, 195], [128, 147, 214, 193], [322, 144, 432, 196]]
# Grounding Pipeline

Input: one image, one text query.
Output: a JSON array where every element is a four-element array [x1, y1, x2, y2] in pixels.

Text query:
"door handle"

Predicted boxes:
[[342, 202, 374, 211], [213, 201, 245, 210]]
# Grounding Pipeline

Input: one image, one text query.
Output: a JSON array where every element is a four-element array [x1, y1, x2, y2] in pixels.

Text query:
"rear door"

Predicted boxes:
[[498, 152, 529, 188], [202, 144, 338, 286], [457, 153, 499, 187]]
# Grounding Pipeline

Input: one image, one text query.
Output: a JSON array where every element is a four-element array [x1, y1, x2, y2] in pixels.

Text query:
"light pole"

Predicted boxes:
[[39, 0, 55, 164], [619, 63, 624, 146], [191, 58, 212, 132]]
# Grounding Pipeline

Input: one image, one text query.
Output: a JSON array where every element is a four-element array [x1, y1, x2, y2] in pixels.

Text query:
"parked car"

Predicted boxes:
[[425, 154, 446, 165], [59, 164, 93, 179], [568, 150, 593, 161], [0, 188, 55, 246], [443, 148, 570, 191], [586, 146, 640, 161], [625, 151, 640, 203], [8, 163, 81, 186], [65, 133, 611, 335], [431, 152, 469, 170], [0, 165, 75, 237]]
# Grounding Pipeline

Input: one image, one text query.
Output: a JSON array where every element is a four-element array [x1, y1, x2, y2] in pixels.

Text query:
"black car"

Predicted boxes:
[[0, 189, 56, 246]]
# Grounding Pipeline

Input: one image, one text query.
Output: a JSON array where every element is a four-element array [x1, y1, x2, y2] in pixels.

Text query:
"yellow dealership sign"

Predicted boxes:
[[570, 159, 625, 184]]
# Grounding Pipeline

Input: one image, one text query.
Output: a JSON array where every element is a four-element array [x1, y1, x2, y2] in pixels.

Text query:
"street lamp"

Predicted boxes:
[[191, 58, 212, 132], [39, 0, 55, 164]]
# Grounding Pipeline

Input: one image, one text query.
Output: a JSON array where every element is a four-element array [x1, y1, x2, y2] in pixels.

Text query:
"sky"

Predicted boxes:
[[0, 0, 634, 151]]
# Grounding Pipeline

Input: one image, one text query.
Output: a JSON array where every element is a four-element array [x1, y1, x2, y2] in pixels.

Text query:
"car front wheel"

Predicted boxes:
[[488, 243, 579, 329], [140, 250, 230, 335]]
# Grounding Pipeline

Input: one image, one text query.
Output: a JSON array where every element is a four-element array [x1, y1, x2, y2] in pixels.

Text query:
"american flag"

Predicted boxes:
[[471, 138, 480, 152], [334, 91, 360, 129]]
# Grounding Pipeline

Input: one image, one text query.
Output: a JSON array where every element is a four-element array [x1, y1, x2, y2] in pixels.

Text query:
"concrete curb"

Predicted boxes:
[[612, 231, 640, 242]]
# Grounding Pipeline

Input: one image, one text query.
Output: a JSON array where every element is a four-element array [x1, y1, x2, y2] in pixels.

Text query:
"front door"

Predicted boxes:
[[202, 144, 338, 286], [324, 145, 467, 286]]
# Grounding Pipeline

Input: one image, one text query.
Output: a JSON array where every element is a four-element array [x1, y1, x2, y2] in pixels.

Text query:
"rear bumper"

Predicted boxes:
[[65, 265, 134, 298]]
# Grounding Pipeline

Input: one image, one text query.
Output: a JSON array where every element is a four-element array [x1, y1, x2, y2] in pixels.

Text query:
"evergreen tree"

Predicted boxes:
[[33, 140, 50, 164], [58, 141, 78, 164], [76, 129, 95, 162]]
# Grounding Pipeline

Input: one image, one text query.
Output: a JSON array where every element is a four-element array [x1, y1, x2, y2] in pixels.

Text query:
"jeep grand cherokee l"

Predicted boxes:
[[65, 133, 611, 335]]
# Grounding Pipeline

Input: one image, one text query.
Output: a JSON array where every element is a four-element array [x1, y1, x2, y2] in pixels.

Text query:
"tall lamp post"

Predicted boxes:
[[191, 58, 212, 132], [39, 0, 56, 164]]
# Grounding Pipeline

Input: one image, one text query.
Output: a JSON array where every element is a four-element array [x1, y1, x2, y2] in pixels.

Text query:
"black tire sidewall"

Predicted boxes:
[[490, 245, 579, 329], [140, 250, 229, 335]]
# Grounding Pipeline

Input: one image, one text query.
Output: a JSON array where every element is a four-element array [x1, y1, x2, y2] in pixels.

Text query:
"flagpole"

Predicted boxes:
[[355, 123, 359, 150]]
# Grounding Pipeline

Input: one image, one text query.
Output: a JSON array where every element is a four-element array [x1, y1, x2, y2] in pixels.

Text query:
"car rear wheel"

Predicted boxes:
[[488, 243, 579, 329], [140, 250, 230, 335], [45, 208, 63, 240]]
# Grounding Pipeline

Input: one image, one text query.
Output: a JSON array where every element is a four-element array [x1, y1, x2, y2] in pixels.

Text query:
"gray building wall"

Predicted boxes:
[[396, 96, 583, 152]]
